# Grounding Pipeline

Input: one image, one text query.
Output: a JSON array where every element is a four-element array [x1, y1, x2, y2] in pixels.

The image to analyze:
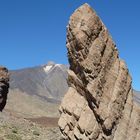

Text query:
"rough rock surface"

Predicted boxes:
[[58, 3, 140, 140], [0, 67, 9, 111]]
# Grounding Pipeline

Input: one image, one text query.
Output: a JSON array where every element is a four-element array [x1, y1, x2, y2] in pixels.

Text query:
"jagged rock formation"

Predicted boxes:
[[0, 67, 9, 111], [58, 3, 140, 140]]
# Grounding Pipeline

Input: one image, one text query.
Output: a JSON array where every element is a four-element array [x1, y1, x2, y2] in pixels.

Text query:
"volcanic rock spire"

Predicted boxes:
[[0, 67, 9, 111], [58, 3, 140, 140]]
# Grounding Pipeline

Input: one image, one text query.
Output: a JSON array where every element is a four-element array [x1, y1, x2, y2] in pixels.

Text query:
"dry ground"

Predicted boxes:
[[0, 110, 61, 140]]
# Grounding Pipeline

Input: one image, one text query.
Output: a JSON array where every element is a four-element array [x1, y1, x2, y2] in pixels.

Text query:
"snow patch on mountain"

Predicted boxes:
[[44, 65, 53, 73]]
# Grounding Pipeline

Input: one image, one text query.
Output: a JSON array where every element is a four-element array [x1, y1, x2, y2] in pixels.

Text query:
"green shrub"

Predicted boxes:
[[12, 127, 18, 134], [33, 130, 40, 136]]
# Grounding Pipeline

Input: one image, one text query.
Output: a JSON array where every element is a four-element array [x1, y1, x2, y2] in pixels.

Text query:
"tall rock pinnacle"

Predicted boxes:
[[0, 67, 9, 111], [58, 3, 140, 140]]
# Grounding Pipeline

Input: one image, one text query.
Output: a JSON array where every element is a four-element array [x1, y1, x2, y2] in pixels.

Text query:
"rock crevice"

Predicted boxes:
[[59, 3, 140, 140]]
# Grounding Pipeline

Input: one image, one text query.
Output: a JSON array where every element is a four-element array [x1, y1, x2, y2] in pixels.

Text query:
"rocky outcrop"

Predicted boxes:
[[0, 67, 9, 111], [58, 3, 140, 140]]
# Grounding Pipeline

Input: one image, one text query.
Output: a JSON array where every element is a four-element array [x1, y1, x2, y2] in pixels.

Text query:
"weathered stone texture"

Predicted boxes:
[[59, 3, 140, 140], [0, 67, 9, 111]]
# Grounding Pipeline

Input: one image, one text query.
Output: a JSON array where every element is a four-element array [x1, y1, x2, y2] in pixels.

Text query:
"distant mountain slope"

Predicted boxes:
[[10, 63, 68, 103], [133, 90, 140, 104], [5, 63, 68, 118]]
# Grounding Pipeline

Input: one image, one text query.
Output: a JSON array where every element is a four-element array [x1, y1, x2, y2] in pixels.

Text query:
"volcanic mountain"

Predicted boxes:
[[6, 62, 68, 118]]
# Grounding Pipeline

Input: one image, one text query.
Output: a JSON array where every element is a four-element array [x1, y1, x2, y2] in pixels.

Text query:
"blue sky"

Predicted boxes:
[[0, 0, 140, 90]]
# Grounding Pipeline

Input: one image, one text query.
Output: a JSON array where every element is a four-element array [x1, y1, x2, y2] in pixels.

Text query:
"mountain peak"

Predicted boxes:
[[47, 61, 56, 66], [43, 65, 53, 73]]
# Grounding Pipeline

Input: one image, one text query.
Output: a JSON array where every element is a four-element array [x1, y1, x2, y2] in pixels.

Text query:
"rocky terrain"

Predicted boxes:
[[0, 111, 61, 140], [0, 63, 68, 139], [59, 3, 140, 140]]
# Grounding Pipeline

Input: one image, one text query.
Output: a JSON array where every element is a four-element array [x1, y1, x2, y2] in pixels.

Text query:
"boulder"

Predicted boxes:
[[0, 66, 9, 111]]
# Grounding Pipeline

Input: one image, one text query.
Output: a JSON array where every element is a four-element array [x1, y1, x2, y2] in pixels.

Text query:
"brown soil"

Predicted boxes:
[[26, 117, 59, 127]]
